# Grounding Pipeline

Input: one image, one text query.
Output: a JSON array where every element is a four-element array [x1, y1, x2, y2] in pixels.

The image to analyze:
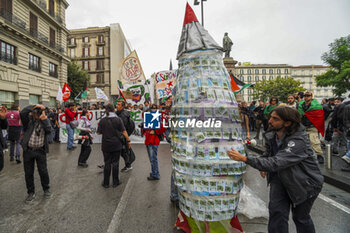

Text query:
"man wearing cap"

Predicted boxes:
[[297, 91, 325, 163]]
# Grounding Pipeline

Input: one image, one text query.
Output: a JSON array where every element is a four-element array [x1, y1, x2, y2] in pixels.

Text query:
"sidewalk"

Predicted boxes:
[[247, 143, 350, 193]]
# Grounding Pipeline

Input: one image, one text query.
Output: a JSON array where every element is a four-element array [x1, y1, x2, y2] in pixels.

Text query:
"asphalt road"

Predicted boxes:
[[0, 144, 349, 233]]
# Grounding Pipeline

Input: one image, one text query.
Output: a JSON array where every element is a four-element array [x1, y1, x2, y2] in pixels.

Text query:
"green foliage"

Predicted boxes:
[[252, 76, 306, 102], [316, 35, 350, 96], [67, 62, 89, 100]]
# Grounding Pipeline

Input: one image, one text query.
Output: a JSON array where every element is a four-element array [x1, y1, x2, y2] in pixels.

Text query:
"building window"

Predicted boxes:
[[48, 0, 55, 17], [69, 38, 75, 45], [28, 53, 41, 72], [49, 27, 56, 47], [269, 76, 273, 80], [98, 47, 104, 56], [248, 76, 252, 82], [262, 76, 266, 80], [49, 62, 58, 77], [255, 69, 259, 74], [285, 69, 289, 74], [240, 76, 244, 82], [98, 35, 104, 43], [83, 47, 89, 57], [0, 90, 15, 108], [83, 36, 89, 43], [83, 61, 89, 70], [262, 69, 266, 74], [269, 69, 273, 74], [255, 76, 259, 81], [70, 48, 75, 58], [277, 69, 281, 74], [247, 69, 251, 74], [96, 59, 104, 70], [29, 94, 40, 105], [29, 12, 38, 37], [0, 40, 17, 65], [239, 69, 243, 74], [49, 97, 56, 107], [96, 73, 104, 83]]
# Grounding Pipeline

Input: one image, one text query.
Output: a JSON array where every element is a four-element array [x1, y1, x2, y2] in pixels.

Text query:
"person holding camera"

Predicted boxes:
[[97, 104, 131, 188], [65, 103, 78, 150], [20, 105, 53, 201]]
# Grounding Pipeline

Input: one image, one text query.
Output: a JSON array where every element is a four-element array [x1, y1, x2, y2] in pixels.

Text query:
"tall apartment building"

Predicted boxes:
[[68, 24, 131, 102], [234, 63, 292, 102], [0, 0, 69, 108], [292, 65, 331, 101]]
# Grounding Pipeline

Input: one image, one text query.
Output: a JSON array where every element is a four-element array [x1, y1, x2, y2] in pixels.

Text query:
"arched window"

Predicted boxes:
[[255, 76, 259, 81]]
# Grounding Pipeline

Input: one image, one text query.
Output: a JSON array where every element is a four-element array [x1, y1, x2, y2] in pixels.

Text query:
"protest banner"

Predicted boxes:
[[120, 50, 146, 84], [154, 70, 177, 83], [155, 79, 177, 100], [121, 79, 155, 105]]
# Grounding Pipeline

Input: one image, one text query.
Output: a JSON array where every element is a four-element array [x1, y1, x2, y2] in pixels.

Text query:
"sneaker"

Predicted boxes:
[[16, 159, 21, 164], [26, 193, 35, 202], [147, 176, 160, 181], [317, 155, 324, 164], [121, 166, 133, 173], [44, 189, 51, 197], [341, 155, 350, 164], [10, 157, 14, 162]]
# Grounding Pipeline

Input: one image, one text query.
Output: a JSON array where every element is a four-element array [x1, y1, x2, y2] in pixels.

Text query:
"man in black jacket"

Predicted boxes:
[[228, 106, 323, 233], [116, 101, 132, 172], [20, 105, 53, 201], [0, 106, 8, 172]]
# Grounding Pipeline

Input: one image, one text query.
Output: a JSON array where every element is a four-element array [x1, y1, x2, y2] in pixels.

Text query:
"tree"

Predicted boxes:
[[67, 62, 89, 100], [252, 76, 306, 102], [315, 35, 350, 96]]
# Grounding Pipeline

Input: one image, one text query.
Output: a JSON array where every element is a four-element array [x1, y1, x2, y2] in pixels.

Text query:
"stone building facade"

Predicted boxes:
[[68, 24, 131, 102], [0, 0, 70, 108]]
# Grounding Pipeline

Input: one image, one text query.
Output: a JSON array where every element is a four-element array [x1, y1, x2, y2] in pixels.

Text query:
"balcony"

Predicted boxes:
[[96, 40, 105, 46], [0, 9, 26, 32], [67, 42, 76, 48], [29, 64, 41, 73], [32, 0, 64, 26], [0, 54, 18, 65]]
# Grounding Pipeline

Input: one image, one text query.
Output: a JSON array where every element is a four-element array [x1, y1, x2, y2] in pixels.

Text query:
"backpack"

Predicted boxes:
[[126, 116, 135, 136], [342, 102, 350, 129]]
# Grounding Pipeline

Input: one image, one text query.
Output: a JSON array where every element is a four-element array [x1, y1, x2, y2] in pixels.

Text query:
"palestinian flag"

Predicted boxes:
[[75, 80, 88, 100], [298, 99, 325, 136], [230, 73, 254, 94], [113, 88, 127, 105]]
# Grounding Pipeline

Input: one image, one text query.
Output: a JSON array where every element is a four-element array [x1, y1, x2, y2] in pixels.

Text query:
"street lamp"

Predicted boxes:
[[194, 0, 207, 27]]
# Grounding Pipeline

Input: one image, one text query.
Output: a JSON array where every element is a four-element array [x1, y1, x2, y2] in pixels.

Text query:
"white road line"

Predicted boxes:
[[318, 193, 350, 215], [107, 176, 135, 233]]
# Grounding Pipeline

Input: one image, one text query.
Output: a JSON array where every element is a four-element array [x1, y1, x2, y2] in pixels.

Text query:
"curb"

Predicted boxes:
[[247, 145, 350, 193]]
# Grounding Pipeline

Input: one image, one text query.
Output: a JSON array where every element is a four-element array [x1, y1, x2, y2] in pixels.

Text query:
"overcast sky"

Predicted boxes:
[[66, 0, 350, 78]]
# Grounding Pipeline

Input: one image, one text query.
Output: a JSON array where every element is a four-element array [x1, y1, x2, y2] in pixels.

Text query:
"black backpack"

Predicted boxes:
[[126, 116, 135, 136]]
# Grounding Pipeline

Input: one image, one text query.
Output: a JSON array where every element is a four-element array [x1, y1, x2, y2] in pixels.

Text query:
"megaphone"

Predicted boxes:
[[244, 139, 257, 147]]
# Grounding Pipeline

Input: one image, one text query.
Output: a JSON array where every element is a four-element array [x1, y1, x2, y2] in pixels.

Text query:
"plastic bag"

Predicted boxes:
[[237, 185, 268, 219]]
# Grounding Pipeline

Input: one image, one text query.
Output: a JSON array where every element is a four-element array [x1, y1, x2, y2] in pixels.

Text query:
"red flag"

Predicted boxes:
[[305, 109, 325, 136], [183, 3, 199, 26], [230, 73, 240, 92], [62, 82, 71, 102]]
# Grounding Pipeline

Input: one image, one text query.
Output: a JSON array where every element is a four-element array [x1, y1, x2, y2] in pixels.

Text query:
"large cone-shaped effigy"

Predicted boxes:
[[172, 3, 246, 231]]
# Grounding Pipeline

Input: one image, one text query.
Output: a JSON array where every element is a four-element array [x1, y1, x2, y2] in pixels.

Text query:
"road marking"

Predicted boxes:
[[107, 176, 135, 233], [318, 194, 350, 215]]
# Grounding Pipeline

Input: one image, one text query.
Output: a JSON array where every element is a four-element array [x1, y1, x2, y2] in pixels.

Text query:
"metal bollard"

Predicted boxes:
[[326, 144, 332, 170]]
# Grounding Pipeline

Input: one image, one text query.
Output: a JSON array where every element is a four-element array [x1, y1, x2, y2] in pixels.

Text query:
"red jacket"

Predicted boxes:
[[65, 108, 77, 124], [144, 125, 166, 146]]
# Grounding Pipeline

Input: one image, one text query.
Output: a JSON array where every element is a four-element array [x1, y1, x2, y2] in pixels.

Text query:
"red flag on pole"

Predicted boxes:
[[119, 88, 127, 102], [62, 82, 71, 102]]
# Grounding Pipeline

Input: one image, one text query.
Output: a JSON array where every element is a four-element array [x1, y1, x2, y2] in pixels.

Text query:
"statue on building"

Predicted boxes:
[[223, 32, 233, 58]]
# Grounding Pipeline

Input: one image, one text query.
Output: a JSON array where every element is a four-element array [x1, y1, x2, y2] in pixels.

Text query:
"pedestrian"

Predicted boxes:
[[116, 101, 133, 172], [330, 97, 347, 156], [239, 101, 250, 139], [55, 108, 62, 142], [143, 100, 150, 111], [47, 108, 56, 144], [97, 104, 131, 188], [249, 101, 256, 132], [6, 104, 22, 163], [20, 105, 52, 201], [286, 95, 297, 109], [297, 91, 325, 164], [65, 103, 78, 150], [227, 106, 323, 233], [144, 106, 166, 180], [76, 110, 93, 168], [0, 106, 8, 172], [253, 100, 265, 139], [263, 97, 279, 131], [296, 91, 304, 103]]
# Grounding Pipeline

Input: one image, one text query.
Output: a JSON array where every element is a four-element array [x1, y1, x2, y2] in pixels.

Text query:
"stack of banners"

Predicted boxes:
[[120, 79, 155, 106], [171, 50, 246, 222]]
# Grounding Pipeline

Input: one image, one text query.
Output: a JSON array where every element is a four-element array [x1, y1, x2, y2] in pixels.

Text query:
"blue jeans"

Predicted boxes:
[[345, 135, 350, 158], [10, 140, 21, 160], [146, 145, 160, 179], [66, 124, 74, 149]]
